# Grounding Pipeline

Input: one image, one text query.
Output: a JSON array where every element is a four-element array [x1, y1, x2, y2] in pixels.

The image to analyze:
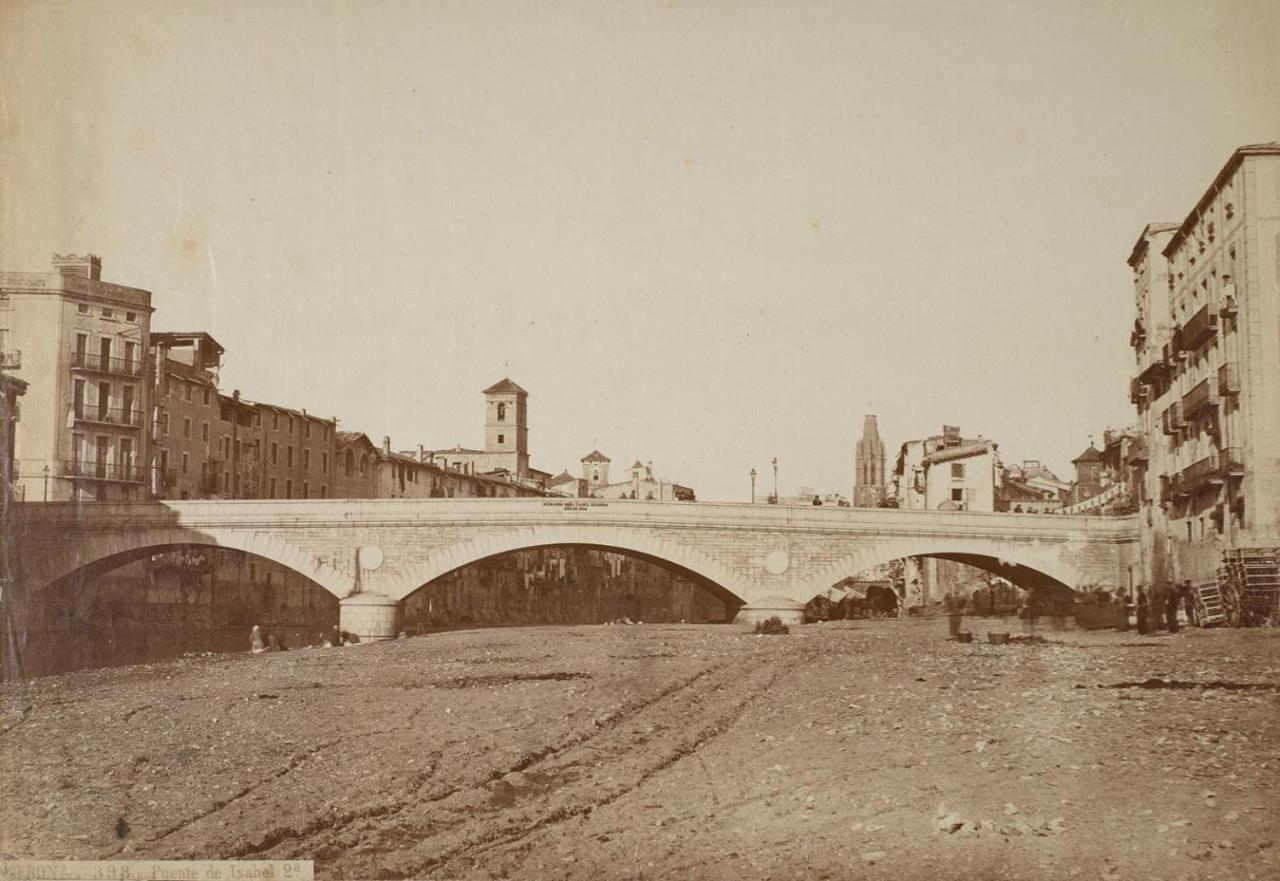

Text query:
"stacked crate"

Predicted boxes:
[[1218, 547, 1280, 626], [1194, 579, 1227, 627]]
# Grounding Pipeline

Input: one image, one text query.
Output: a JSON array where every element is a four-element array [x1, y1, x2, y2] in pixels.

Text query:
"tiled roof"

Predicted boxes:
[[482, 377, 527, 395], [581, 450, 611, 463], [549, 471, 578, 485], [1072, 445, 1103, 463]]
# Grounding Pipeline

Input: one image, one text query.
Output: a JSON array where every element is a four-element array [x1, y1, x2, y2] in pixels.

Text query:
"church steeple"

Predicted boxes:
[[853, 414, 886, 507]]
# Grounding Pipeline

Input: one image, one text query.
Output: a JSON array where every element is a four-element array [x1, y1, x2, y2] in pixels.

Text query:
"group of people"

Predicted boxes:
[[249, 624, 362, 653], [248, 624, 287, 653], [1135, 581, 1196, 635]]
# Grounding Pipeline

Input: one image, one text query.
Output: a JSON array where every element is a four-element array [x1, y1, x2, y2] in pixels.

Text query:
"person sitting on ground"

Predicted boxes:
[[267, 632, 286, 652], [330, 625, 344, 647], [340, 629, 361, 644]]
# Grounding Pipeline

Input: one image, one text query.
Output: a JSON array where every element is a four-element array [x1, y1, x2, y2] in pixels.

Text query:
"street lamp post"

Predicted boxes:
[[749, 468, 757, 504], [771, 457, 778, 505], [42, 464, 50, 502]]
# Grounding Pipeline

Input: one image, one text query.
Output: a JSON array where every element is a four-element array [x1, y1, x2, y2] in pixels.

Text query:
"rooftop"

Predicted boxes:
[[483, 377, 527, 396], [1162, 142, 1280, 259], [581, 450, 611, 463]]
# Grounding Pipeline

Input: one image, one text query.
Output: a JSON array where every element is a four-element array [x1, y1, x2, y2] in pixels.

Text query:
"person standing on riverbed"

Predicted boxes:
[[1136, 589, 1150, 635], [1165, 588, 1180, 633], [250, 625, 266, 654]]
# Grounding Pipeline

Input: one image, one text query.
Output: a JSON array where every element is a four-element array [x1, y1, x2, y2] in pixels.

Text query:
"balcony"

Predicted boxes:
[[1218, 361, 1240, 395], [0, 349, 20, 369], [1182, 304, 1219, 349], [1161, 401, 1185, 435], [1219, 285, 1238, 317], [73, 406, 144, 429], [1182, 378, 1219, 418], [69, 350, 145, 378], [1221, 446, 1244, 475], [59, 460, 148, 483], [1179, 453, 1223, 494], [1128, 377, 1151, 405]]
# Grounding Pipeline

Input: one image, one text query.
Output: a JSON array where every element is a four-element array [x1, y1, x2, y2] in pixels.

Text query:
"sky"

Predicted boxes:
[[3, 0, 1278, 502]]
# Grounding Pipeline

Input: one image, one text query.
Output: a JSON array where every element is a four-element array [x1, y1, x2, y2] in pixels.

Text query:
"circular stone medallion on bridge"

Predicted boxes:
[[763, 550, 790, 575], [358, 544, 385, 571]]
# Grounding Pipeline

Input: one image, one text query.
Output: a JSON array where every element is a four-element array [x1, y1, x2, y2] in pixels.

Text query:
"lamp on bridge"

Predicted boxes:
[[42, 464, 50, 502], [749, 468, 757, 504], [770, 457, 778, 505]]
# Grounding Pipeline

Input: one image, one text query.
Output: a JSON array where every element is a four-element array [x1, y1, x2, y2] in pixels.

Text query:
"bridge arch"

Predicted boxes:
[[24, 527, 350, 599], [391, 524, 748, 608], [804, 536, 1090, 604]]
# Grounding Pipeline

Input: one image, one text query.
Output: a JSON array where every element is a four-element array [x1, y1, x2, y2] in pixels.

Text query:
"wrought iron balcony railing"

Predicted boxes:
[[1182, 378, 1219, 419], [1218, 361, 1240, 395], [58, 460, 148, 483], [1161, 401, 1185, 435], [73, 406, 144, 428], [1182, 304, 1219, 349], [69, 350, 145, 377]]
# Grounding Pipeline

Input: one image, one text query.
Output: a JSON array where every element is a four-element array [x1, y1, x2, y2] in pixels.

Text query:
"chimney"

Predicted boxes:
[[646, 460, 653, 481], [418, 444, 426, 462], [51, 253, 102, 281], [232, 389, 241, 401], [382, 436, 391, 455]]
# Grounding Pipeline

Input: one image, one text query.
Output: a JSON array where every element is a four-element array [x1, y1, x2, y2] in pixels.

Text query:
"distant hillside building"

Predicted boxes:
[[853, 414, 886, 507]]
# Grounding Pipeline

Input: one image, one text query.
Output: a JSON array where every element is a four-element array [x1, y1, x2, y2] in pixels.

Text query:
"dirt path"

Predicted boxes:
[[2, 620, 1278, 880]]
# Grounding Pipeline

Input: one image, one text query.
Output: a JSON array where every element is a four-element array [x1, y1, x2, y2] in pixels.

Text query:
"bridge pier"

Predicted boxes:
[[339, 593, 401, 642]]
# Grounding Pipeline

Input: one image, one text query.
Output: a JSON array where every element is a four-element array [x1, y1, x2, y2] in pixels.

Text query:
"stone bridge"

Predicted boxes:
[[11, 499, 1139, 639]]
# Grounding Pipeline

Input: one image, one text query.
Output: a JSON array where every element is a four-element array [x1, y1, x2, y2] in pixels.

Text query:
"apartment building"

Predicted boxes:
[[2, 254, 154, 502], [1128, 143, 1280, 589], [151, 332, 224, 500]]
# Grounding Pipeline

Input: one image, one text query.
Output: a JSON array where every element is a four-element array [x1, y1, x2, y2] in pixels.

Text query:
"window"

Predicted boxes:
[[497, 403, 506, 422], [184, 383, 192, 402], [201, 422, 209, 442], [271, 442, 278, 465], [320, 485, 327, 498], [303, 449, 311, 471], [78, 304, 89, 314], [203, 389, 211, 406], [73, 379, 85, 417], [126, 311, 136, 322], [951, 463, 965, 478], [497, 434, 505, 444], [272, 413, 279, 431], [302, 482, 309, 498], [321, 452, 328, 474], [305, 423, 311, 439], [102, 308, 113, 318], [223, 471, 229, 490], [182, 453, 189, 474], [287, 446, 294, 467], [183, 417, 192, 440], [345, 450, 353, 476], [269, 478, 277, 498], [951, 488, 964, 502], [160, 412, 169, 435], [288, 415, 294, 435], [285, 479, 292, 498], [359, 454, 367, 476]]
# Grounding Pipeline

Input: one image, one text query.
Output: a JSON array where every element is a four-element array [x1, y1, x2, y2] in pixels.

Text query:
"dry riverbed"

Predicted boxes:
[[2, 619, 1278, 880]]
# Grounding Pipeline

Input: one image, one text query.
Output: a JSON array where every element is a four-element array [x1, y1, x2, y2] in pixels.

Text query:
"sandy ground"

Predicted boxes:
[[1, 618, 1278, 881]]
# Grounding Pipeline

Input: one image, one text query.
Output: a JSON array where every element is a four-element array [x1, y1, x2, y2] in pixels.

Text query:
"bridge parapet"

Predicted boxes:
[[12, 499, 1139, 638]]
